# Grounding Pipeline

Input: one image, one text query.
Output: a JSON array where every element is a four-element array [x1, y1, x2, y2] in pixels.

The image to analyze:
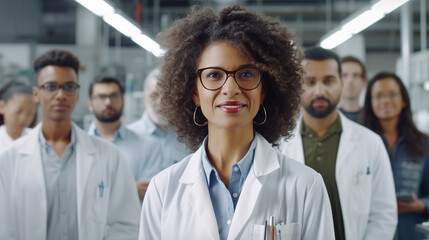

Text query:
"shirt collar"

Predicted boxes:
[[38, 123, 77, 150], [89, 121, 126, 142], [201, 135, 257, 186], [300, 115, 343, 140]]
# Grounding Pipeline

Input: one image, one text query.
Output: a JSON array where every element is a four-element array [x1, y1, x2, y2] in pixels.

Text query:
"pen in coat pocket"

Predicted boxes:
[[99, 181, 104, 197]]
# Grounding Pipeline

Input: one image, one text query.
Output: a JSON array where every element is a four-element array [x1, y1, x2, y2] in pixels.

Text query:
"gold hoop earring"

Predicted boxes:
[[254, 105, 267, 125], [193, 106, 208, 126]]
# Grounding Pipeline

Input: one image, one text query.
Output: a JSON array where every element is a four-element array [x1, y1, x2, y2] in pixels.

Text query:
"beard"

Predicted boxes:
[[146, 106, 168, 127], [304, 97, 337, 118], [94, 107, 123, 123]]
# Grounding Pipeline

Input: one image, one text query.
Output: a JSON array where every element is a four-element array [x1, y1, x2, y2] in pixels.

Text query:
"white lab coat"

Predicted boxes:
[[0, 125, 31, 152], [139, 133, 335, 240], [0, 123, 140, 240], [279, 113, 397, 240]]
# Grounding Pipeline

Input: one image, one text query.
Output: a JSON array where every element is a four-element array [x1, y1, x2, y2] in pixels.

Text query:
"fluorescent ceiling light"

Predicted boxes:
[[132, 34, 165, 57], [103, 13, 141, 37], [320, 0, 410, 49], [372, 0, 410, 15], [424, 81, 429, 91], [321, 30, 352, 49], [75, 0, 114, 17], [75, 0, 164, 57], [342, 10, 384, 35]]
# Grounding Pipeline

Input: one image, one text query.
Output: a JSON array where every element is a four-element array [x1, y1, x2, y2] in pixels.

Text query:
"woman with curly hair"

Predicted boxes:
[[360, 72, 429, 240], [139, 5, 334, 240]]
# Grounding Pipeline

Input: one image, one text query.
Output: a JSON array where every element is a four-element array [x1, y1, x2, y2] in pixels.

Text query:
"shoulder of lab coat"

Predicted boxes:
[[0, 122, 140, 240], [139, 133, 335, 240], [279, 112, 397, 239]]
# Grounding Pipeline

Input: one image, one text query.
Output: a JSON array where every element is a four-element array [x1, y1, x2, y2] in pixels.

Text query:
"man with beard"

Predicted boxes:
[[280, 47, 397, 240], [87, 76, 163, 200], [128, 68, 190, 167]]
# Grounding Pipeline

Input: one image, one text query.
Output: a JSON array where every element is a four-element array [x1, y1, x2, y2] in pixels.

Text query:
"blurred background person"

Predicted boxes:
[[280, 47, 397, 240], [338, 56, 367, 122], [87, 76, 163, 200], [360, 72, 429, 240], [0, 80, 36, 151], [128, 68, 190, 166]]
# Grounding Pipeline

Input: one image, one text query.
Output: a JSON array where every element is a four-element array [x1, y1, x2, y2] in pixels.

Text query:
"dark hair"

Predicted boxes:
[[304, 47, 342, 77], [341, 55, 367, 80], [0, 80, 33, 125], [89, 76, 124, 97], [157, 5, 304, 151], [360, 72, 427, 160], [33, 49, 80, 79]]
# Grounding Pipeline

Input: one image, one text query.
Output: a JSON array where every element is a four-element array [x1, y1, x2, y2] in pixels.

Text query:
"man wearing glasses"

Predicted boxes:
[[0, 49, 140, 240], [87, 76, 163, 200]]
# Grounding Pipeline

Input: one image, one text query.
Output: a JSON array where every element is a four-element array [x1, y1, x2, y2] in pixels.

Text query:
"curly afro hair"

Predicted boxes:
[[157, 5, 303, 151]]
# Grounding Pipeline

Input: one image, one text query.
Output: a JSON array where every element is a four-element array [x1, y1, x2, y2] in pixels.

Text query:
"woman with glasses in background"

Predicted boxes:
[[139, 5, 334, 240], [360, 72, 429, 240], [0, 80, 36, 151]]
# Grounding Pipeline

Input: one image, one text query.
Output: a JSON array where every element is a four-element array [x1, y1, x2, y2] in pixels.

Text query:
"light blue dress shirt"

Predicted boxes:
[[201, 136, 257, 240], [88, 122, 163, 181], [127, 112, 190, 166], [39, 125, 78, 240]]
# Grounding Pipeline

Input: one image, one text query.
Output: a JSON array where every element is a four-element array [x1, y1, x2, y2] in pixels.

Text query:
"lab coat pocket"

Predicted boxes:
[[249, 223, 301, 240], [352, 173, 371, 213], [93, 185, 110, 223]]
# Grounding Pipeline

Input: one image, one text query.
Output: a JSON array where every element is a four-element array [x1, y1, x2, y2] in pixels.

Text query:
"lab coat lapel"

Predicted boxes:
[[74, 123, 97, 228], [179, 147, 220, 240], [336, 114, 357, 174], [228, 134, 280, 240], [282, 118, 305, 164], [18, 124, 47, 238]]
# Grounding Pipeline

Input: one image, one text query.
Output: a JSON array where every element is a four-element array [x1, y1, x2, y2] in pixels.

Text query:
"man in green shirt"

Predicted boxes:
[[280, 47, 397, 240]]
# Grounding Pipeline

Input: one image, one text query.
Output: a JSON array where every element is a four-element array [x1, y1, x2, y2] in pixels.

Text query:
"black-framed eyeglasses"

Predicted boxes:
[[197, 66, 262, 90], [91, 93, 123, 102], [37, 82, 80, 95]]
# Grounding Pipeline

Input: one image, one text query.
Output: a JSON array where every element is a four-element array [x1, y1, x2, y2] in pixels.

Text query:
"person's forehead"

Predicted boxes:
[[302, 59, 339, 76], [342, 61, 362, 72], [92, 82, 121, 94], [37, 65, 78, 84]]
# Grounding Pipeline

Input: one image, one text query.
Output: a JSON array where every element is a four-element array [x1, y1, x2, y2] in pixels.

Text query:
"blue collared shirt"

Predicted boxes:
[[201, 136, 257, 240], [88, 122, 163, 181], [127, 112, 190, 164], [39, 125, 78, 240]]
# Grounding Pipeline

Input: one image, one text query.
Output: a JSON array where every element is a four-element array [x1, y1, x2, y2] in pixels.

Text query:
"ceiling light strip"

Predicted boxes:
[[75, 0, 164, 57], [320, 0, 411, 49]]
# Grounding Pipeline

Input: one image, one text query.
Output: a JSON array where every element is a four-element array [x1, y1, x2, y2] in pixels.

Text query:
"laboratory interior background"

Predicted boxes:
[[0, 0, 428, 133]]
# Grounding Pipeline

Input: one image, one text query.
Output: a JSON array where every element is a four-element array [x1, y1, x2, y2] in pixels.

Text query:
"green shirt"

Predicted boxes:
[[301, 116, 345, 240]]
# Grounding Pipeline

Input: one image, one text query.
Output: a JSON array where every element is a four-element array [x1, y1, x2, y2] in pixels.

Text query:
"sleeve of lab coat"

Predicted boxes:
[[301, 173, 335, 240], [104, 152, 141, 240], [363, 136, 398, 240], [139, 177, 162, 240]]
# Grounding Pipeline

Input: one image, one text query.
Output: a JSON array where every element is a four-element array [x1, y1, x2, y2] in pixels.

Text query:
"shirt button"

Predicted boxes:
[[233, 167, 239, 172], [317, 142, 322, 147], [227, 220, 232, 225], [232, 193, 238, 198], [317, 156, 322, 161], [308, 134, 313, 138]]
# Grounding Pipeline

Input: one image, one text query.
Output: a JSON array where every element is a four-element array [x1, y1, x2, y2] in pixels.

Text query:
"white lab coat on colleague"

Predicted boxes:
[[0, 125, 31, 152], [0, 123, 140, 240], [280, 113, 397, 240], [139, 133, 335, 240]]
